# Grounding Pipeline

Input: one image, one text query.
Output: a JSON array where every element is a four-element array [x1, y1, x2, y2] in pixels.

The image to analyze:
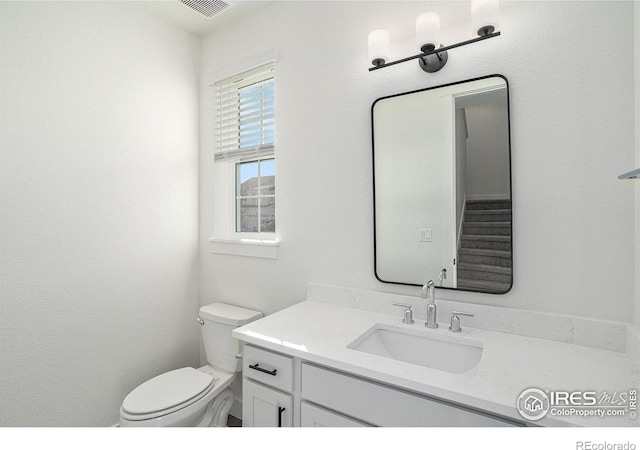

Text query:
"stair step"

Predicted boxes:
[[460, 234, 511, 251], [458, 262, 512, 275], [458, 262, 512, 284], [461, 234, 511, 241], [458, 248, 511, 258], [457, 278, 512, 293], [465, 209, 512, 222], [463, 222, 511, 236], [458, 248, 512, 267], [466, 199, 512, 210]]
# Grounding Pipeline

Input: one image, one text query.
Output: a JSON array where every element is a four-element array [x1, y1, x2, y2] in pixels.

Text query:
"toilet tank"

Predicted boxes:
[[198, 303, 263, 373]]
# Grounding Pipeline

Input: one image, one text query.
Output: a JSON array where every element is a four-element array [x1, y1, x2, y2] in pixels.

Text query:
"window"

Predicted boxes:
[[214, 62, 275, 162], [211, 60, 277, 253], [236, 158, 275, 233]]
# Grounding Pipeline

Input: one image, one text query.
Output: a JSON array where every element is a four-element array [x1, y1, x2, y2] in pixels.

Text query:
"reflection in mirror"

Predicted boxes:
[[372, 75, 511, 294]]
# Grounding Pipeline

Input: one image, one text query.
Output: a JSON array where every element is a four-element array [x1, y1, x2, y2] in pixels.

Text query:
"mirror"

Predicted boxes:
[[372, 75, 512, 294]]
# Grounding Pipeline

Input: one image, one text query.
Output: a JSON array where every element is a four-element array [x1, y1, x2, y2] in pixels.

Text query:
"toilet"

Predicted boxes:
[[119, 302, 262, 427]]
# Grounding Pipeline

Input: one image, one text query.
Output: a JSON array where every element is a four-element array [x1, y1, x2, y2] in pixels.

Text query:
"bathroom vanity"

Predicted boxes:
[[233, 284, 639, 427], [241, 342, 519, 427]]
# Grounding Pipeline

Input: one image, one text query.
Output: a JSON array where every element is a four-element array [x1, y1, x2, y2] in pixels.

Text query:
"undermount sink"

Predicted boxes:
[[347, 324, 483, 374]]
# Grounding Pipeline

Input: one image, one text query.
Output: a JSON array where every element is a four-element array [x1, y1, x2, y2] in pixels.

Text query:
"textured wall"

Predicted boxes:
[[200, 1, 635, 322], [0, 2, 200, 426], [636, 1, 640, 327]]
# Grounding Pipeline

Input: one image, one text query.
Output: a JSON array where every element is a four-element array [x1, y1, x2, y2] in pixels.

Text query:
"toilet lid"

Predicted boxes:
[[122, 367, 214, 415]]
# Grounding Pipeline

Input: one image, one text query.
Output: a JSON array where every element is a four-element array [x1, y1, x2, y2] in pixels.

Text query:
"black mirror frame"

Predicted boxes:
[[371, 74, 513, 294]]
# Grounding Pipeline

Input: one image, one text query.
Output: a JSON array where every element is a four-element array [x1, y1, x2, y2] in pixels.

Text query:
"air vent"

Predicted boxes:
[[179, 0, 230, 19]]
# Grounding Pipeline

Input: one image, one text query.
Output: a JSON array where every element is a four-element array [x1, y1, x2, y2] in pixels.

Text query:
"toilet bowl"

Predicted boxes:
[[119, 303, 262, 427]]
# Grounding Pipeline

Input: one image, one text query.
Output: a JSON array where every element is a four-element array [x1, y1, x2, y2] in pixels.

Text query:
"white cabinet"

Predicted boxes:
[[242, 345, 294, 427], [243, 379, 292, 427], [301, 363, 522, 427], [241, 344, 524, 427], [301, 402, 372, 427]]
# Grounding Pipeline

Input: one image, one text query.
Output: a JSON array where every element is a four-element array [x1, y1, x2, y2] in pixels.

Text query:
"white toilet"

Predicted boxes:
[[119, 302, 262, 427]]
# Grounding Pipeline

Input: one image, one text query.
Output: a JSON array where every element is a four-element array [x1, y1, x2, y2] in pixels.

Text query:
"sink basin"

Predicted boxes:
[[347, 324, 483, 374]]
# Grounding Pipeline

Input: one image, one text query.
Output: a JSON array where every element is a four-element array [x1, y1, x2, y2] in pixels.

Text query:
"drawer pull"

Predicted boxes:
[[278, 406, 286, 427], [249, 363, 278, 376]]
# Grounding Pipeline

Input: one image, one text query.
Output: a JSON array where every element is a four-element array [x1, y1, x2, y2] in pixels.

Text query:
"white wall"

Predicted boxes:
[[374, 88, 452, 284], [0, 2, 200, 426], [636, 1, 640, 327], [200, 1, 635, 323], [465, 101, 510, 198]]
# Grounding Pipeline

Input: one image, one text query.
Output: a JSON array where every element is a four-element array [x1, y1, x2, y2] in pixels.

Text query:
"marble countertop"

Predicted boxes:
[[233, 300, 639, 427]]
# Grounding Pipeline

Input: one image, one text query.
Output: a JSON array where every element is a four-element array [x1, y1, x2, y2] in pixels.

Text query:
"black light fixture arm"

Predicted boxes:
[[369, 31, 500, 72]]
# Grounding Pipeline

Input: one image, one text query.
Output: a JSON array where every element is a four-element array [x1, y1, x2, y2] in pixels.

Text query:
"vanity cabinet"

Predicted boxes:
[[301, 363, 521, 427], [242, 345, 294, 427], [242, 344, 523, 427]]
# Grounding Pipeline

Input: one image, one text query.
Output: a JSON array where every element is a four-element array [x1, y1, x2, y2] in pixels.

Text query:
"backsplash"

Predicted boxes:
[[307, 283, 632, 354]]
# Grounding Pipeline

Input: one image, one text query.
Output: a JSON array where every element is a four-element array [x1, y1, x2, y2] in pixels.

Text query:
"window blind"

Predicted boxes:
[[214, 63, 275, 162]]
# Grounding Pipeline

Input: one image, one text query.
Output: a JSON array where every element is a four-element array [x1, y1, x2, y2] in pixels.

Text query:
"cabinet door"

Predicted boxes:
[[243, 379, 292, 427], [301, 402, 372, 427]]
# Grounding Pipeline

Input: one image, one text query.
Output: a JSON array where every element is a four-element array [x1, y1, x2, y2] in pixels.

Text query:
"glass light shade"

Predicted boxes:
[[416, 12, 441, 53], [368, 29, 390, 66], [471, 0, 500, 36]]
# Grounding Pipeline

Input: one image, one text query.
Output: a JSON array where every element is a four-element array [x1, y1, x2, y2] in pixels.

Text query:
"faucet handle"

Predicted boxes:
[[449, 311, 474, 333], [392, 303, 414, 324]]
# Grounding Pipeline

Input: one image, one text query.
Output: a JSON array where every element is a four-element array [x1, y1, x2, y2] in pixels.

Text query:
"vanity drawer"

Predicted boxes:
[[243, 345, 294, 392], [301, 363, 522, 427]]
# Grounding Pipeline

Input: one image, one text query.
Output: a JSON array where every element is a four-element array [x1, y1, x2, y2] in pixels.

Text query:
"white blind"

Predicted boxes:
[[214, 63, 275, 162]]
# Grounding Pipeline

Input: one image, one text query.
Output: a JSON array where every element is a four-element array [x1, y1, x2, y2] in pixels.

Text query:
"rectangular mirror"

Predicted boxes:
[[372, 75, 512, 294]]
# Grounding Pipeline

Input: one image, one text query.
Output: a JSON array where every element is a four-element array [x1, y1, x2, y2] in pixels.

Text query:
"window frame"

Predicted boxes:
[[208, 52, 279, 258], [232, 156, 276, 240]]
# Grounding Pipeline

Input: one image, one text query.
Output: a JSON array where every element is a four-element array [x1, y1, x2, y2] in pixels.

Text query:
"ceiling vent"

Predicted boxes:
[[179, 0, 231, 19]]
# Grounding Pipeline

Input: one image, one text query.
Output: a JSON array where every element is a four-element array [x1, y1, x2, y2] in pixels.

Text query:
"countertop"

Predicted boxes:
[[233, 300, 640, 427]]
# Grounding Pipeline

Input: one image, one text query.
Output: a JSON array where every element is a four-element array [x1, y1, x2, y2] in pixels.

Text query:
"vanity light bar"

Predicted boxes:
[[369, 0, 501, 73], [368, 31, 500, 72]]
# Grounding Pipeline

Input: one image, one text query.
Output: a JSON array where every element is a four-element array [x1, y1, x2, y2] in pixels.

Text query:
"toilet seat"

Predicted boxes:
[[120, 367, 215, 421]]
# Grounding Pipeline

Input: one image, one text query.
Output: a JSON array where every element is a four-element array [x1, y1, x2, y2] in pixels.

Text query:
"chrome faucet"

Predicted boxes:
[[438, 268, 447, 286], [422, 280, 438, 329]]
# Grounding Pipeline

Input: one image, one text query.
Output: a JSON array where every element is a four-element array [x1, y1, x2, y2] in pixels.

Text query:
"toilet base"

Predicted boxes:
[[209, 388, 234, 427]]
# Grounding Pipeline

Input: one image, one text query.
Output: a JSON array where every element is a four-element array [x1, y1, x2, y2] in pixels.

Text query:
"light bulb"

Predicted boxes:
[[416, 12, 441, 53], [368, 29, 390, 67], [471, 0, 500, 37]]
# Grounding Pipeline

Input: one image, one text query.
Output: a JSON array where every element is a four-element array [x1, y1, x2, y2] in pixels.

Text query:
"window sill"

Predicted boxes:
[[209, 237, 279, 259]]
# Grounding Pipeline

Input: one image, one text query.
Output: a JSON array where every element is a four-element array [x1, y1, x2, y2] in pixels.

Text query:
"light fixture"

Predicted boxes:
[[471, 0, 500, 37], [368, 29, 390, 68], [416, 12, 441, 52], [369, 0, 501, 73], [415, 12, 448, 73]]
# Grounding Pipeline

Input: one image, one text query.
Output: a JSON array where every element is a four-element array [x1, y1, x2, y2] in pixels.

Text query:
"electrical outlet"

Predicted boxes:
[[419, 228, 432, 242]]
